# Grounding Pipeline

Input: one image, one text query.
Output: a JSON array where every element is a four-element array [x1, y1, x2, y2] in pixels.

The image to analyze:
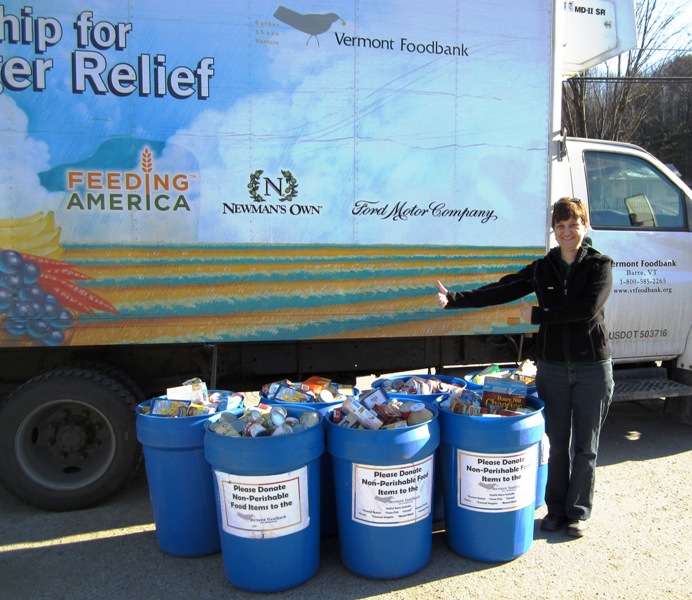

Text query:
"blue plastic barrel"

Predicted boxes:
[[326, 404, 440, 579], [438, 396, 544, 562], [372, 374, 463, 523], [260, 394, 355, 538], [528, 393, 548, 508], [135, 393, 244, 557], [463, 373, 544, 507], [204, 406, 324, 593], [373, 373, 465, 403]]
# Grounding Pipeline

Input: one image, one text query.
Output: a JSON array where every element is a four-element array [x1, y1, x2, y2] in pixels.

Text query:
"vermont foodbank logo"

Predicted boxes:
[[65, 148, 192, 212], [222, 169, 323, 216], [269, 6, 469, 56]]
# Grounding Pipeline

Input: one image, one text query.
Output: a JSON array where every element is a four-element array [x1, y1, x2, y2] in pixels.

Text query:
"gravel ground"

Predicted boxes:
[[0, 394, 690, 600]]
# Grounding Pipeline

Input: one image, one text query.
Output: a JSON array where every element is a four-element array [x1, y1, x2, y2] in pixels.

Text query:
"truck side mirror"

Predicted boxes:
[[625, 194, 657, 227]]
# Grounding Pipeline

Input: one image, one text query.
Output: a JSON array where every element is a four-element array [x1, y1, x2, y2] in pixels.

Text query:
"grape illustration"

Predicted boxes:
[[4, 317, 27, 336], [19, 282, 46, 303], [0, 249, 76, 347], [20, 260, 41, 284], [1, 272, 22, 292], [0, 288, 11, 311], [51, 309, 74, 329], [10, 300, 39, 320], [0, 249, 23, 274], [44, 329, 65, 347]]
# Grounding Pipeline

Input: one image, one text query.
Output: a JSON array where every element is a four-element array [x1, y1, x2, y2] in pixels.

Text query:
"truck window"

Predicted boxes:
[[584, 151, 687, 230]]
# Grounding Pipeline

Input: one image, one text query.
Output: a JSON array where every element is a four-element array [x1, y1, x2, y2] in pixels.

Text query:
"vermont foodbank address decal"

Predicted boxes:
[[612, 259, 676, 295]]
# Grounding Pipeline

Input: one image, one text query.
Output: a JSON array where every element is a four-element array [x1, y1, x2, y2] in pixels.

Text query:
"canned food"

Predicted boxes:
[[210, 421, 241, 437], [219, 410, 239, 423], [244, 421, 270, 437], [270, 406, 288, 426], [230, 419, 246, 435], [300, 411, 321, 428], [246, 408, 263, 422], [209, 421, 228, 434], [271, 423, 293, 436], [407, 403, 434, 425], [319, 389, 334, 403]]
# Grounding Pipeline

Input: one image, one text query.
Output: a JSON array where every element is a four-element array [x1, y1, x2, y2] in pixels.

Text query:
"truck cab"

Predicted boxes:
[[561, 137, 692, 408]]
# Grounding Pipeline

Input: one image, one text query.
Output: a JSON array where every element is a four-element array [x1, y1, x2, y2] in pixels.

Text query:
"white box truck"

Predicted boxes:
[[1, 0, 690, 509]]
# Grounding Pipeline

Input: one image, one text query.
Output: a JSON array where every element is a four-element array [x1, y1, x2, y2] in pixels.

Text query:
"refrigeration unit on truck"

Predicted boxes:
[[0, 0, 690, 510]]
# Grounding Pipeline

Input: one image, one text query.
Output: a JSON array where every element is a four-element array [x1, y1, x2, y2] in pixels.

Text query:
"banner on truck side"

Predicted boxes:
[[1, 0, 553, 348]]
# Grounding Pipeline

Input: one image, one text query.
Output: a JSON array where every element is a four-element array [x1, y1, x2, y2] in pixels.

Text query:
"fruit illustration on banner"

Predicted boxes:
[[0, 213, 118, 347]]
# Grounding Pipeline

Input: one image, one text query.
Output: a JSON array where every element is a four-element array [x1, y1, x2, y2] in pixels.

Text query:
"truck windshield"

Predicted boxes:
[[584, 151, 688, 231]]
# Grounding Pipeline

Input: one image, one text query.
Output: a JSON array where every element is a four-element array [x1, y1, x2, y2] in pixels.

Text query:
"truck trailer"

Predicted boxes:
[[1, 0, 690, 510]]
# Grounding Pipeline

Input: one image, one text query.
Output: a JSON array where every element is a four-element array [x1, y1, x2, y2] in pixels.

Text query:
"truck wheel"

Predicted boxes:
[[65, 359, 146, 405], [0, 367, 142, 511]]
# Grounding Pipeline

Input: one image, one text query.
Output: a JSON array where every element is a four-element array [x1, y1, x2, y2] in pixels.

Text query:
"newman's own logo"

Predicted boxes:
[[65, 148, 192, 212], [248, 169, 298, 202], [223, 169, 323, 216]]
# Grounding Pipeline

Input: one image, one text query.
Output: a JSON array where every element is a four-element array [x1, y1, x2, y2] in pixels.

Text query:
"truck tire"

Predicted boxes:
[[65, 359, 146, 405], [0, 367, 142, 511]]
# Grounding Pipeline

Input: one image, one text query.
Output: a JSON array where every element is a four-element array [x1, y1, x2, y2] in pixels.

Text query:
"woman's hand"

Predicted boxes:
[[436, 280, 448, 308], [520, 299, 533, 323]]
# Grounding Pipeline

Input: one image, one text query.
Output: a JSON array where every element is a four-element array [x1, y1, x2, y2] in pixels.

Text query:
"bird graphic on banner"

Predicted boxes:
[[273, 6, 345, 46]]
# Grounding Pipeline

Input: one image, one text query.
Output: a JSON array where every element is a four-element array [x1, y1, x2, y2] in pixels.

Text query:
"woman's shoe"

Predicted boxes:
[[566, 520, 587, 537], [541, 513, 567, 531]]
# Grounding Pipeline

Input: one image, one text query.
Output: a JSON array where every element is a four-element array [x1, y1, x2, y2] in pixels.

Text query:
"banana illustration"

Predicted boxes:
[[0, 212, 45, 228], [0, 212, 63, 258]]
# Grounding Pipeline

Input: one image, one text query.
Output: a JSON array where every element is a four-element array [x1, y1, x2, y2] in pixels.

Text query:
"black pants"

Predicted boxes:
[[536, 359, 613, 521]]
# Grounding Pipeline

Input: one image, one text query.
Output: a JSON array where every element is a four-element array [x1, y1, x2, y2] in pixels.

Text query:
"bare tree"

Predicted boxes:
[[639, 55, 692, 182], [562, 0, 691, 141]]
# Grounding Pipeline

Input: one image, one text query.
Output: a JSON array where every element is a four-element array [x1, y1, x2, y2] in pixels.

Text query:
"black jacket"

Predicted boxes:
[[444, 245, 613, 362]]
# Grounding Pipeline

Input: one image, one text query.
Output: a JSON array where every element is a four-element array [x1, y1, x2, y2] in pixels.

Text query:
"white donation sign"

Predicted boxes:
[[214, 467, 309, 539]]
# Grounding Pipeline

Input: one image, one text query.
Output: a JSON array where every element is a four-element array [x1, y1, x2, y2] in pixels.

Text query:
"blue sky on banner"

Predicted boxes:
[[1, 1, 551, 246]]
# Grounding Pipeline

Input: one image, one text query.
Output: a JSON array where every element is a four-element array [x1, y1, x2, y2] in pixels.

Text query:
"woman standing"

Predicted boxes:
[[437, 197, 614, 537]]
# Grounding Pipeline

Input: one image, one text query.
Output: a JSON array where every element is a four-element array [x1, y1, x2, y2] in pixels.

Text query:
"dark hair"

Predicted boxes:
[[552, 197, 588, 228]]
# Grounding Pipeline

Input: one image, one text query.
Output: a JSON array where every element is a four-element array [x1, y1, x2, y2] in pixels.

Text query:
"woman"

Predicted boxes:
[[436, 197, 614, 537]]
